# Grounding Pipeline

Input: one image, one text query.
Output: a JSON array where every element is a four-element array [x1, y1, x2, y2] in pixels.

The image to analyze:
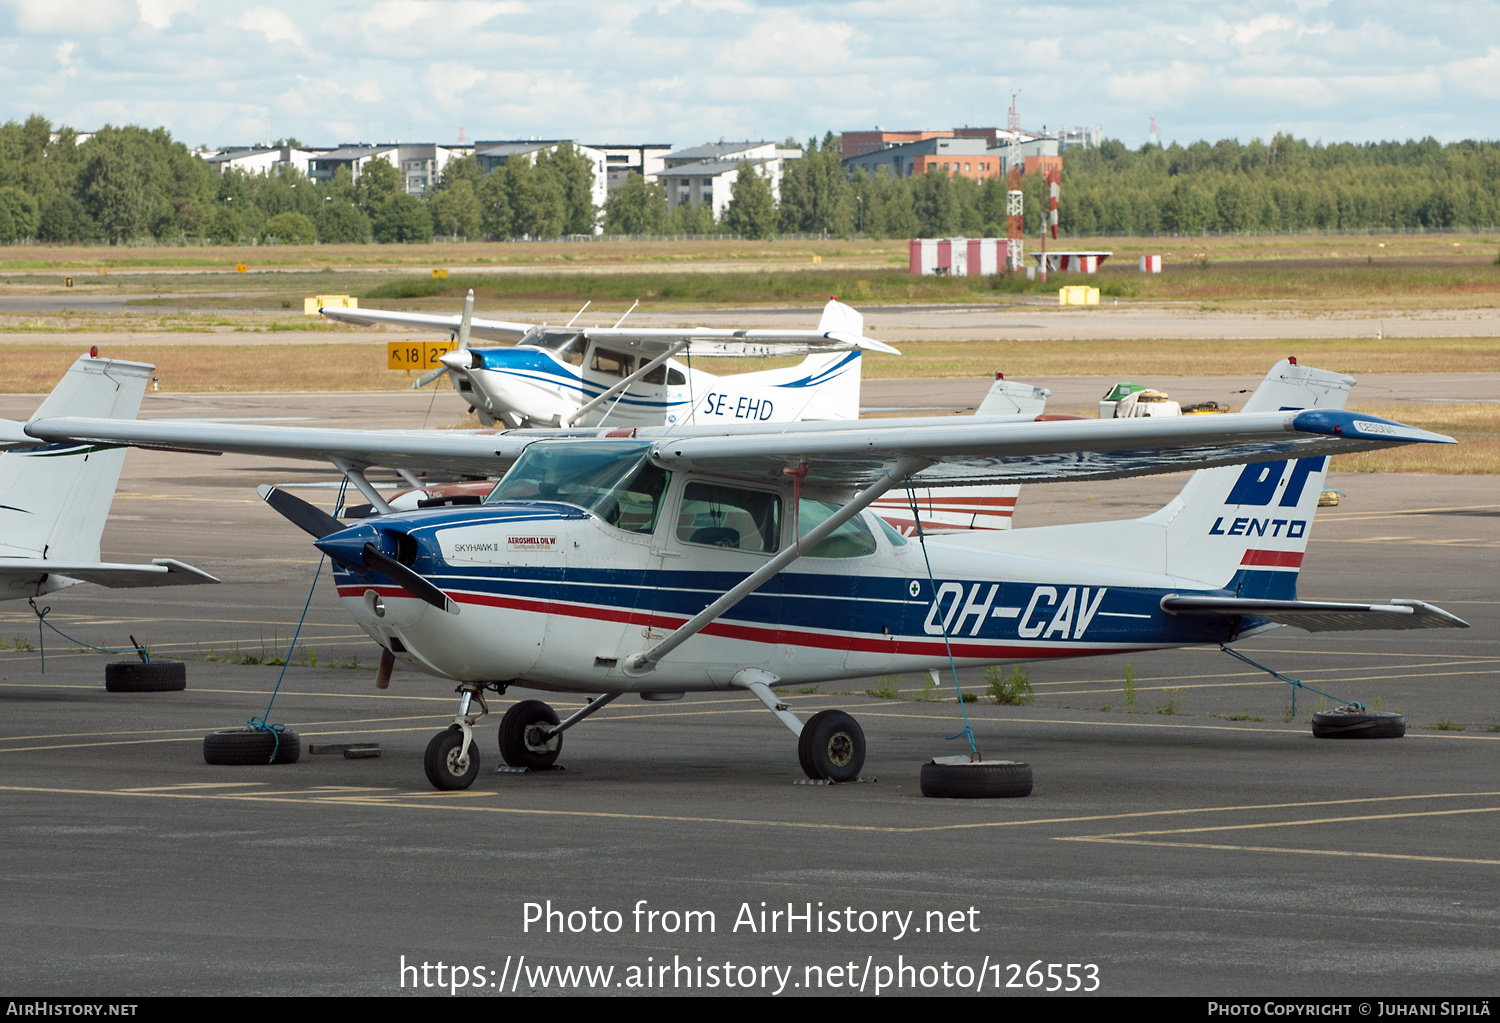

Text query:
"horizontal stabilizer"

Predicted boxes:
[[0, 557, 219, 592], [1161, 595, 1468, 632]]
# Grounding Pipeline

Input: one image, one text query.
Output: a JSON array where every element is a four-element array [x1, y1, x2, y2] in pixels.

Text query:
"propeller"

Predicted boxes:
[[257, 484, 346, 538], [360, 542, 459, 615], [257, 485, 459, 615], [412, 288, 474, 390]]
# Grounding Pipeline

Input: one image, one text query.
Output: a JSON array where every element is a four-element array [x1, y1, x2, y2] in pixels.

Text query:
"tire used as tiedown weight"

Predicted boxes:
[[203, 727, 301, 765], [105, 660, 186, 692]]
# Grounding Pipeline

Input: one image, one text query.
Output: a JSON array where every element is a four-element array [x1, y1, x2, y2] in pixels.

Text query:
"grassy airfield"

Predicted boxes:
[[1, 234, 1496, 472]]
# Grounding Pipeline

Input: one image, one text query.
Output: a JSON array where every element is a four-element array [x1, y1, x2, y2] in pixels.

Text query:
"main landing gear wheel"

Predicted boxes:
[[920, 760, 1033, 799], [203, 727, 301, 765], [1311, 707, 1406, 739], [105, 660, 186, 692], [499, 700, 561, 769], [425, 725, 481, 790], [798, 709, 865, 783]]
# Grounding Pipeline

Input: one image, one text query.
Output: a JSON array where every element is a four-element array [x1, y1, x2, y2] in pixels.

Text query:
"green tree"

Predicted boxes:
[[204, 204, 246, 244], [535, 143, 599, 235], [372, 192, 433, 243], [723, 161, 775, 239], [0, 187, 41, 240], [428, 178, 481, 237], [434, 154, 482, 192], [354, 158, 402, 215], [262, 210, 317, 245], [318, 200, 370, 243], [476, 169, 513, 239], [778, 136, 853, 236], [602, 171, 667, 235], [37, 193, 97, 242]]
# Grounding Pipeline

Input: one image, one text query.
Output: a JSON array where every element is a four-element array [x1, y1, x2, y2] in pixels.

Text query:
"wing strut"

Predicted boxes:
[[622, 454, 929, 674], [562, 340, 689, 427], [331, 457, 393, 515]]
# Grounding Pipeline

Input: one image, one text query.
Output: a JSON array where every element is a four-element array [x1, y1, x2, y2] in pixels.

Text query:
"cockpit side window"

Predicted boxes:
[[486, 441, 666, 534]]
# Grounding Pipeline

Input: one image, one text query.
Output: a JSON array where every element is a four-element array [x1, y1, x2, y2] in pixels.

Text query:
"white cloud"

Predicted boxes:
[[234, 6, 308, 52], [6, 0, 134, 33], [55, 40, 77, 76], [425, 61, 487, 101], [136, 0, 194, 30]]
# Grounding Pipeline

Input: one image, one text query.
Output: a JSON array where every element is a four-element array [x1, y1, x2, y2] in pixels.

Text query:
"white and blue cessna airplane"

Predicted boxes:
[[20, 360, 1464, 789], [322, 293, 898, 428]]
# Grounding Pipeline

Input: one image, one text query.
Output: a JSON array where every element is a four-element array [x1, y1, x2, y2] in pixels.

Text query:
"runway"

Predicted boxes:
[[0, 387, 1496, 996]]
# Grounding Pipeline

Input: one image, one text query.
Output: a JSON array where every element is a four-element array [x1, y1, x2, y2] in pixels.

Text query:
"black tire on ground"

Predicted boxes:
[[425, 726, 481, 790], [105, 660, 186, 693], [920, 760, 1033, 798], [498, 700, 562, 769], [1311, 708, 1406, 739], [203, 727, 301, 765], [797, 709, 865, 782]]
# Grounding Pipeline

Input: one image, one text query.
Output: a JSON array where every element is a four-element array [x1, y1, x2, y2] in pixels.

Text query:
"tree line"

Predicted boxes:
[[2, 113, 1498, 246], [603, 132, 1500, 240]]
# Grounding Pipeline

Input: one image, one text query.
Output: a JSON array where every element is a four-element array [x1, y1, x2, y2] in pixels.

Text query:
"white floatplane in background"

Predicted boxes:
[[17, 359, 1465, 789]]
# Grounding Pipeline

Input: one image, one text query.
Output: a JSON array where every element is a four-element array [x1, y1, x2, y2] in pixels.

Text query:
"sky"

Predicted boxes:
[[1, 0, 1497, 152]]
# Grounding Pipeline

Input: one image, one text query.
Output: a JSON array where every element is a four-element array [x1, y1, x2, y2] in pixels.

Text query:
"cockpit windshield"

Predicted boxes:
[[485, 441, 668, 535]]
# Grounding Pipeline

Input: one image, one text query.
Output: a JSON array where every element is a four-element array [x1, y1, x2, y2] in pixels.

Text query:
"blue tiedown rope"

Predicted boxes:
[[248, 480, 348, 763], [905, 484, 980, 758], [1220, 644, 1365, 718], [26, 598, 150, 673]]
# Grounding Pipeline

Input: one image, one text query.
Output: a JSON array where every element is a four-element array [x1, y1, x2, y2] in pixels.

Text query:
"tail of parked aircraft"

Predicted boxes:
[[0, 355, 150, 562], [872, 376, 1052, 533], [956, 360, 1351, 599]]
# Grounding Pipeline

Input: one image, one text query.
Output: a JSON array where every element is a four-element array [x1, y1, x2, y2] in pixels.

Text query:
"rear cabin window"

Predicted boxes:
[[642, 365, 687, 386], [677, 482, 782, 554], [590, 347, 635, 377]]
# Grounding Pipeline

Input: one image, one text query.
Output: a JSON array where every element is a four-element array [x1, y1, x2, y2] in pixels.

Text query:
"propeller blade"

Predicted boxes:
[[257, 485, 348, 538], [361, 542, 459, 615], [457, 289, 473, 350], [412, 365, 448, 389]]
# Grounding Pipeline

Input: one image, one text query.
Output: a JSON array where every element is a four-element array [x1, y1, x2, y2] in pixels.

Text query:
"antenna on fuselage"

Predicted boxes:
[[612, 299, 639, 328], [563, 300, 591, 328]]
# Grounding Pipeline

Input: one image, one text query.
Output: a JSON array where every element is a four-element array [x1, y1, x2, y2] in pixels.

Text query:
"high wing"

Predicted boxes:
[[638, 405, 1452, 487], [321, 297, 901, 357], [319, 307, 536, 344], [24, 400, 1450, 493]]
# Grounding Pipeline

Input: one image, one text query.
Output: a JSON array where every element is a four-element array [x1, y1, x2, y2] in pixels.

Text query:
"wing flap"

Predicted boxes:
[[1161, 595, 1469, 632]]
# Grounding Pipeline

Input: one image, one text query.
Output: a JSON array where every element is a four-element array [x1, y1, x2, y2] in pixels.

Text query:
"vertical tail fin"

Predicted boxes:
[[0, 356, 153, 561], [1152, 360, 1353, 597]]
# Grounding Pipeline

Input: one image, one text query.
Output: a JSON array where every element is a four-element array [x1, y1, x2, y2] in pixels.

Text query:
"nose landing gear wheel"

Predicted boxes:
[[798, 709, 865, 782], [499, 700, 562, 769], [424, 726, 481, 790]]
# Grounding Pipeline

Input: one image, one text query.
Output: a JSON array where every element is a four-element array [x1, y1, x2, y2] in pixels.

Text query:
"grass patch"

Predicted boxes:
[[865, 676, 900, 699], [1155, 686, 1186, 715], [984, 665, 1034, 705]]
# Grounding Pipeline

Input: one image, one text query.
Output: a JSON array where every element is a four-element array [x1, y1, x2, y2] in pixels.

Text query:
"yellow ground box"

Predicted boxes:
[[304, 295, 360, 315], [432, 268, 448, 279], [235, 264, 248, 273], [387, 340, 456, 371], [1059, 286, 1100, 306]]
